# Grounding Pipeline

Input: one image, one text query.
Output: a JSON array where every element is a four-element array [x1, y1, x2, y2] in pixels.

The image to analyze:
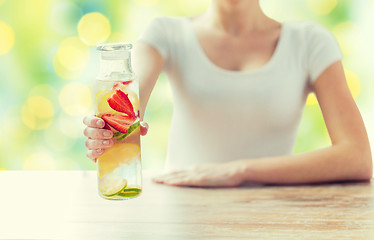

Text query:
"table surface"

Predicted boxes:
[[0, 171, 373, 240]]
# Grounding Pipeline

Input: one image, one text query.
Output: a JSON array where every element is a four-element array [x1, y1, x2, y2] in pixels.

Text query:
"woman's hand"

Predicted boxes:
[[152, 162, 244, 187], [83, 115, 149, 162]]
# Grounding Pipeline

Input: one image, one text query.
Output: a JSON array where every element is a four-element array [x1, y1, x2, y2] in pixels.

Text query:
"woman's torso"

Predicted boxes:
[[150, 17, 312, 170]]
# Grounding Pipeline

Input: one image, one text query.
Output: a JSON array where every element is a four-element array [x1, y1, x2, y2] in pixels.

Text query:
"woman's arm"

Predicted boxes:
[[238, 61, 372, 184], [153, 61, 372, 186], [133, 42, 164, 122]]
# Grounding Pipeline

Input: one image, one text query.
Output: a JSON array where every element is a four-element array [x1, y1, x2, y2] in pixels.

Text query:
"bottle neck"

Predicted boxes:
[[98, 51, 134, 80]]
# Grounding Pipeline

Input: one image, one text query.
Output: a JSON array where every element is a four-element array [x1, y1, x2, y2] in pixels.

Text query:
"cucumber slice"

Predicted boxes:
[[99, 174, 128, 197], [117, 121, 140, 141], [117, 188, 142, 198], [121, 188, 142, 193]]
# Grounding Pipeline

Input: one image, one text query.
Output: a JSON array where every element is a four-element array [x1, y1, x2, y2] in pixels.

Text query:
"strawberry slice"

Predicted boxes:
[[101, 114, 136, 133], [113, 81, 133, 89], [103, 122, 112, 130], [107, 89, 135, 118]]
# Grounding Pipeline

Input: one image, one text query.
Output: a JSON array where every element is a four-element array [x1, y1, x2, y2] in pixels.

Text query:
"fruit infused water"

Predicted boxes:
[[95, 43, 142, 200]]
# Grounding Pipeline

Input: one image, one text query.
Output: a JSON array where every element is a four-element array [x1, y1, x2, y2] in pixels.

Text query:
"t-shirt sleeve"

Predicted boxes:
[[137, 17, 170, 62], [307, 22, 343, 85]]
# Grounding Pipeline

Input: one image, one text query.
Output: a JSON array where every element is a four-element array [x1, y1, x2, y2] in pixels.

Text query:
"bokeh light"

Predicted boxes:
[[306, 93, 318, 106], [1, 105, 32, 142], [345, 69, 361, 99], [305, 0, 338, 15], [0, 21, 15, 55], [78, 12, 111, 46], [53, 37, 90, 80], [28, 96, 54, 119], [56, 37, 90, 72], [306, 69, 361, 106], [53, 54, 82, 80], [59, 82, 92, 116], [29, 84, 58, 103], [21, 96, 54, 130]]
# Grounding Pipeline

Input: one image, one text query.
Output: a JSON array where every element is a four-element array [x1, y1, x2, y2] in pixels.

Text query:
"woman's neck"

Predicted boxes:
[[203, 0, 273, 36]]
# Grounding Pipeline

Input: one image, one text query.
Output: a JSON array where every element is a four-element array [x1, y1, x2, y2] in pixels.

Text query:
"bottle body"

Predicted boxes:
[[95, 43, 142, 200]]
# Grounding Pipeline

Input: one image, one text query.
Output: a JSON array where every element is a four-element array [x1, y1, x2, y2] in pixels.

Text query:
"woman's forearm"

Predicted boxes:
[[151, 143, 372, 187], [132, 43, 164, 122], [236, 143, 372, 184]]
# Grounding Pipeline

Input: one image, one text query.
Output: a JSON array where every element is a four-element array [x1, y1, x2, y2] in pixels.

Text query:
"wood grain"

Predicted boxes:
[[0, 171, 373, 239]]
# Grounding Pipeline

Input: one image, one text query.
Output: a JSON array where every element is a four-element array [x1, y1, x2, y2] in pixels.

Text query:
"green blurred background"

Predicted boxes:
[[0, 0, 373, 171]]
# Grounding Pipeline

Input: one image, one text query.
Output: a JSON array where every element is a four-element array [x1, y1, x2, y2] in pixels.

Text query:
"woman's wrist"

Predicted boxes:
[[229, 159, 253, 185]]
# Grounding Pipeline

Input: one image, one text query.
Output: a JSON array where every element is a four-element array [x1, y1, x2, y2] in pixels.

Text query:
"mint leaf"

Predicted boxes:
[[117, 121, 140, 141]]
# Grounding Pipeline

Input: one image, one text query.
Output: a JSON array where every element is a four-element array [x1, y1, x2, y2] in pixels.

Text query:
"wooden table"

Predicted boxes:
[[0, 171, 373, 239]]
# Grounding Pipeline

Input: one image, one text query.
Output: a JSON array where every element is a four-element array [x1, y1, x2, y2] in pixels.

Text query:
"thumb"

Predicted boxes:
[[140, 121, 149, 136]]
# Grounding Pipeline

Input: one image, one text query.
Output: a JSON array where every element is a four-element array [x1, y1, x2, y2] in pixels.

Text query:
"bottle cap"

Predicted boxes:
[[97, 42, 132, 60]]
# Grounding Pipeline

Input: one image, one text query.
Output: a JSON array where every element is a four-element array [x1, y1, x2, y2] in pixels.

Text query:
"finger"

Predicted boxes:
[[83, 127, 113, 139], [83, 115, 105, 128], [166, 179, 191, 186], [140, 122, 149, 136], [152, 171, 184, 183], [163, 175, 188, 185], [152, 178, 164, 184], [152, 175, 168, 183], [85, 139, 113, 149], [86, 149, 105, 162], [156, 175, 192, 186]]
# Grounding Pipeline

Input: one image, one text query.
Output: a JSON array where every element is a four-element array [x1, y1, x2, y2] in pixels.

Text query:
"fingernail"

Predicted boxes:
[[103, 140, 110, 145], [103, 131, 111, 137], [97, 119, 104, 127]]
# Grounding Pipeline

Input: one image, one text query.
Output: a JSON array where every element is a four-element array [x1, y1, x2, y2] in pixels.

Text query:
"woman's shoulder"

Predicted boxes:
[[148, 16, 189, 28], [285, 20, 333, 39], [139, 16, 189, 43]]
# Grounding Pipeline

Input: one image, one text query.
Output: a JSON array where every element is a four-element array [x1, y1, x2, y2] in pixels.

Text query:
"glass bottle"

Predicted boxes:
[[95, 42, 142, 200]]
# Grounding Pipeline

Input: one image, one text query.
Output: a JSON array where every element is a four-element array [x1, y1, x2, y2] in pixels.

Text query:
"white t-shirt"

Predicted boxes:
[[138, 17, 343, 170]]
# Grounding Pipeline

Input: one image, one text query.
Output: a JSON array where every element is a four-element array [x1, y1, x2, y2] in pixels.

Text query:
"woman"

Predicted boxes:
[[83, 0, 372, 187]]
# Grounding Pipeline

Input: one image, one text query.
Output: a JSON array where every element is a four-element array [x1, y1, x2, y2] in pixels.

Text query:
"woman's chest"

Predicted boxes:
[[170, 60, 308, 129], [194, 27, 281, 71]]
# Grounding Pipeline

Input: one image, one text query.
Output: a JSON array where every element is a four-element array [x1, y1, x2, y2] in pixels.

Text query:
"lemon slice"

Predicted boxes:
[[99, 173, 128, 196], [98, 143, 141, 176], [95, 89, 117, 115], [124, 89, 139, 113]]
